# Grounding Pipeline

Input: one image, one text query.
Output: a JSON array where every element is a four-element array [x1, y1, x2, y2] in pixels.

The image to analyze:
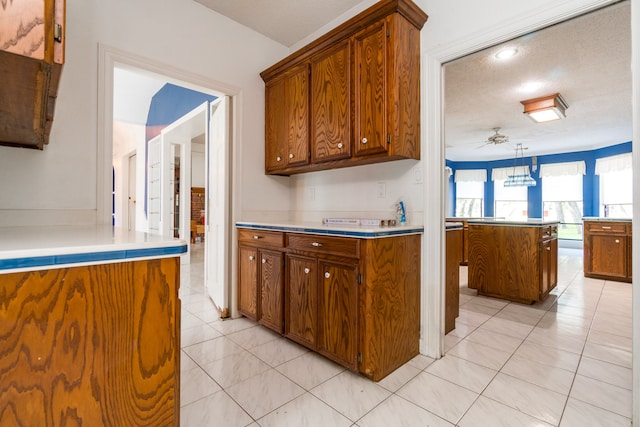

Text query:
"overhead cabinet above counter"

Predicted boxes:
[[260, 0, 428, 176]]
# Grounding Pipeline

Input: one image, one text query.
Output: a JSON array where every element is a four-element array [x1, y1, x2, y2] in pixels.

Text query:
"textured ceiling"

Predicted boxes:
[[444, 1, 631, 161]]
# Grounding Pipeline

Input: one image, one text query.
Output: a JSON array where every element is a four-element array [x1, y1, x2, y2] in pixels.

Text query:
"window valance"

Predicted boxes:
[[492, 166, 529, 181], [595, 153, 632, 175], [539, 161, 586, 178], [455, 169, 487, 183]]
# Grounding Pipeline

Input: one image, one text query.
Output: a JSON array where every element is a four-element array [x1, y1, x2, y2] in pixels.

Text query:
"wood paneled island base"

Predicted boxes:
[[468, 219, 558, 304]]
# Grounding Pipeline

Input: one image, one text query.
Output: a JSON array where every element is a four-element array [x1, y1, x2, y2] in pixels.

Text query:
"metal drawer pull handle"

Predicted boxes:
[[361, 137, 368, 144], [304, 268, 310, 274], [602, 226, 612, 229], [324, 272, 331, 279], [262, 258, 267, 263], [249, 255, 255, 261], [252, 235, 261, 239], [311, 242, 323, 247]]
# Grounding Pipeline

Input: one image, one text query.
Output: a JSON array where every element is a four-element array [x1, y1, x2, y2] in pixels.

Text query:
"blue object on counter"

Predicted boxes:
[[398, 201, 406, 224]]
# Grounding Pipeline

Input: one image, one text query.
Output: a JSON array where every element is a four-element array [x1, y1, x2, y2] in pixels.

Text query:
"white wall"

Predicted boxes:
[[191, 142, 206, 188], [0, 0, 290, 226]]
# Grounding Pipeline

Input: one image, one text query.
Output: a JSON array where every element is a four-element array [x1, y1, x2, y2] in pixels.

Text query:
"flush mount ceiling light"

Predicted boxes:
[[521, 93, 569, 123], [495, 47, 518, 60]]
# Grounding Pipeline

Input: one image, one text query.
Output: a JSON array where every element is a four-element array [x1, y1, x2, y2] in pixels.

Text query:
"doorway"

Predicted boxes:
[[105, 48, 235, 318]]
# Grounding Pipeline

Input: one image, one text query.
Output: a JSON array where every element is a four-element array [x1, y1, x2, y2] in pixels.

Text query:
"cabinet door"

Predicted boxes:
[[317, 260, 358, 370], [588, 234, 627, 280], [265, 76, 287, 172], [285, 63, 310, 168], [540, 240, 552, 297], [259, 249, 284, 333], [354, 20, 387, 157], [286, 255, 318, 348], [311, 40, 351, 163], [238, 246, 258, 320]]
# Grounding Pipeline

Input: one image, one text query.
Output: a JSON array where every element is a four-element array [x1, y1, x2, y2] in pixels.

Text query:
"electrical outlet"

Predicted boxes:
[[414, 167, 423, 183], [377, 182, 386, 198]]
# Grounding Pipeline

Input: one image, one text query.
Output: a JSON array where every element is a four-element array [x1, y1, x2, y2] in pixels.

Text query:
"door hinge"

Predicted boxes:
[[386, 27, 390, 38], [357, 352, 362, 364], [387, 134, 391, 145], [54, 24, 63, 43], [358, 274, 362, 285]]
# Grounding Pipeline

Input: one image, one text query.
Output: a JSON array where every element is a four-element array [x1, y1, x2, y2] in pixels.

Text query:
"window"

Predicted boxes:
[[454, 169, 486, 217], [596, 153, 632, 218], [540, 161, 585, 240], [492, 167, 528, 221]]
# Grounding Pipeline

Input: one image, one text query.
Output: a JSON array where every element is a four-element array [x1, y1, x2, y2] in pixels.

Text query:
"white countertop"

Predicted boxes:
[[583, 217, 632, 222], [466, 218, 560, 226], [0, 225, 187, 273], [236, 220, 424, 238]]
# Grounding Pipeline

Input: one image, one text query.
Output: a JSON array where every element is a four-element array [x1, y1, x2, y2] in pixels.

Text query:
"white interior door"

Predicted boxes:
[[205, 96, 230, 316], [127, 153, 137, 231]]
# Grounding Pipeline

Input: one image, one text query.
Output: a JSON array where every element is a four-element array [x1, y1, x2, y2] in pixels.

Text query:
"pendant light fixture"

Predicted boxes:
[[521, 93, 568, 123], [504, 143, 536, 187]]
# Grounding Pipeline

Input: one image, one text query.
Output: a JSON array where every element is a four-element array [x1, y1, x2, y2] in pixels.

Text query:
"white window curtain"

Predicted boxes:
[[595, 153, 632, 175], [539, 161, 586, 178], [492, 166, 529, 181], [455, 169, 487, 183]]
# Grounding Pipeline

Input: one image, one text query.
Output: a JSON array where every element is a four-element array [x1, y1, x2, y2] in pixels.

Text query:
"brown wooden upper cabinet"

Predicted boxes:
[[0, 0, 65, 149], [260, 0, 427, 175]]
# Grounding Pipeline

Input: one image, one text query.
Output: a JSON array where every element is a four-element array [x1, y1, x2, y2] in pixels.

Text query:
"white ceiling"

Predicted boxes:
[[444, 1, 631, 161], [193, 0, 365, 47]]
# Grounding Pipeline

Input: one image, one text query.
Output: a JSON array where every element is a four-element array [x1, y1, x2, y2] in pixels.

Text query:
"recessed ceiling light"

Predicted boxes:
[[495, 47, 518, 60]]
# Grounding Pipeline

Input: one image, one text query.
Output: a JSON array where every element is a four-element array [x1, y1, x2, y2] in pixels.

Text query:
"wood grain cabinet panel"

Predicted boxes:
[[583, 220, 631, 282], [238, 246, 259, 320], [260, 0, 427, 175], [445, 228, 462, 334], [0, 0, 65, 149], [0, 258, 180, 426], [259, 249, 285, 333], [285, 255, 318, 348], [311, 40, 352, 163]]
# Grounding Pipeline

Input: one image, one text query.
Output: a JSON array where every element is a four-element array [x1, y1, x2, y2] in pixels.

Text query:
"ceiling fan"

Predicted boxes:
[[483, 127, 510, 146]]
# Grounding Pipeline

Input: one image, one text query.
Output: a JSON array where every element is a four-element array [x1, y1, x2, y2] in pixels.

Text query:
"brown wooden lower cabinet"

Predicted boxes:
[[583, 220, 632, 282], [445, 226, 463, 334], [0, 258, 180, 426], [238, 229, 421, 381], [468, 222, 558, 304]]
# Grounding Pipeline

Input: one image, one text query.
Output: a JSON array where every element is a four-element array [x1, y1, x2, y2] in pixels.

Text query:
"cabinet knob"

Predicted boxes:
[[337, 143, 343, 149], [262, 258, 267, 264], [615, 239, 620, 243], [361, 137, 368, 144], [602, 226, 612, 230], [311, 242, 323, 247], [276, 156, 282, 162], [546, 247, 551, 251], [249, 255, 255, 261], [252, 235, 261, 240], [324, 272, 331, 279], [304, 268, 310, 274], [289, 153, 295, 159]]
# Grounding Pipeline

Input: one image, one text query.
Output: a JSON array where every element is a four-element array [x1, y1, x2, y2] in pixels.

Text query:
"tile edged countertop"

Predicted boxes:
[[0, 225, 187, 273], [582, 217, 631, 222], [236, 220, 424, 239]]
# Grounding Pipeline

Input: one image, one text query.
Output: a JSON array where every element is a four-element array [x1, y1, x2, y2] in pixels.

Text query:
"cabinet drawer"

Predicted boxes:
[[585, 222, 627, 234], [541, 225, 558, 240], [286, 234, 360, 258], [238, 229, 285, 247]]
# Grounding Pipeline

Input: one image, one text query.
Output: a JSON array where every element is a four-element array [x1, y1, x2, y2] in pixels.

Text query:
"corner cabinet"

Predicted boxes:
[[0, 0, 65, 149], [260, 0, 428, 175], [238, 228, 421, 381], [583, 220, 632, 282]]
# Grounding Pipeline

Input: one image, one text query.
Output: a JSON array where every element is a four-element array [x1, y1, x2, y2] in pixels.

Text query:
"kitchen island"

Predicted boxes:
[[0, 225, 187, 426], [467, 218, 558, 304], [236, 220, 423, 381]]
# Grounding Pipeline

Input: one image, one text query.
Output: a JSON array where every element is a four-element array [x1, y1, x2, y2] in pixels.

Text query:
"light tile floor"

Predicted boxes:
[[179, 244, 633, 426]]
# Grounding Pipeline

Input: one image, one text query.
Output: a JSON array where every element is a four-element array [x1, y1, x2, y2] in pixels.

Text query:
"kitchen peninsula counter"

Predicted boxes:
[[236, 220, 424, 238], [0, 225, 186, 426], [467, 219, 559, 304]]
